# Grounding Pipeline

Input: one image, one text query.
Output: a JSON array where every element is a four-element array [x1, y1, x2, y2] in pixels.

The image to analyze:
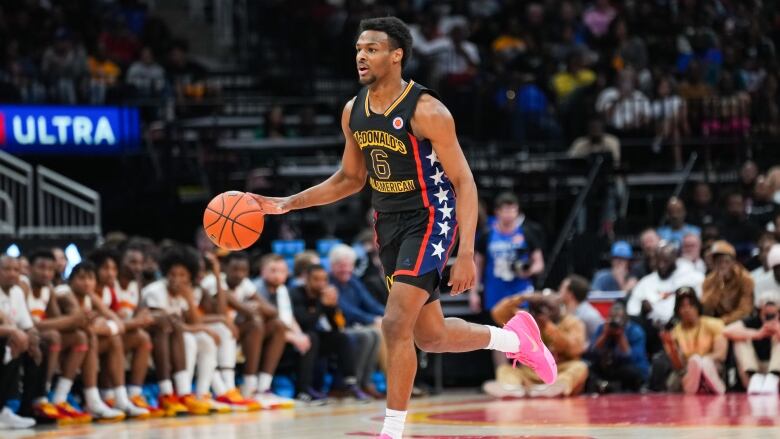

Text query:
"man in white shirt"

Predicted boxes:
[[0, 255, 44, 429], [754, 244, 780, 308], [628, 243, 705, 325]]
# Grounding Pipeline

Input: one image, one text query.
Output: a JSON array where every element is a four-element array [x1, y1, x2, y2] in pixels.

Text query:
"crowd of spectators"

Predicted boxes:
[[474, 159, 780, 398]]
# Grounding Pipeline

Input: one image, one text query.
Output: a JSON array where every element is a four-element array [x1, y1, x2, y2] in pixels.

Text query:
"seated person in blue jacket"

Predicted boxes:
[[328, 244, 385, 399], [587, 302, 649, 393]]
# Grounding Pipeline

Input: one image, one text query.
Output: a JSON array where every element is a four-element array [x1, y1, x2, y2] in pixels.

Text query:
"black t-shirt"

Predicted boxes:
[[743, 316, 772, 361]]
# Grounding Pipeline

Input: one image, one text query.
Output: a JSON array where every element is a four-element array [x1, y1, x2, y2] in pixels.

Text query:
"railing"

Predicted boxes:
[[0, 150, 34, 231], [0, 190, 15, 235], [15, 166, 101, 238], [672, 152, 699, 199]]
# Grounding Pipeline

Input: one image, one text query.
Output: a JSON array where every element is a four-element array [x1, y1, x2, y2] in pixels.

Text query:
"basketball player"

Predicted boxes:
[[90, 248, 164, 417], [253, 17, 557, 438]]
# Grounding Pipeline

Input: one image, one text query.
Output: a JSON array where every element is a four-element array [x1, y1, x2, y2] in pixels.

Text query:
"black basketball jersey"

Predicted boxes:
[[349, 80, 456, 213]]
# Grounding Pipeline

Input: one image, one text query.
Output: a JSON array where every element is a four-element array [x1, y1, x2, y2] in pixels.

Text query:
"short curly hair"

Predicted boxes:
[[358, 17, 413, 67], [159, 245, 200, 282]]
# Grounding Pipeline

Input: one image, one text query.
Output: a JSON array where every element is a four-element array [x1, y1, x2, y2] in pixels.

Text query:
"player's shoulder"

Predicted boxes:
[[343, 95, 358, 113], [141, 279, 167, 297], [413, 92, 451, 120], [54, 284, 72, 297]]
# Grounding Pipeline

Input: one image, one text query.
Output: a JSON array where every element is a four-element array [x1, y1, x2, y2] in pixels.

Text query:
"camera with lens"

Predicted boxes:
[[765, 313, 777, 321], [512, 246, 532, 276]]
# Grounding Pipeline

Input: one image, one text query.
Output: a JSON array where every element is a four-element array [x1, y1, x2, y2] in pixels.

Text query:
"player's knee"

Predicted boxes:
[[44, 329, 61, 345], [414, 333, 446, 353], [73, 329, 88, 346], [137, 329, 153, 351], [381, 315, 414, 343]]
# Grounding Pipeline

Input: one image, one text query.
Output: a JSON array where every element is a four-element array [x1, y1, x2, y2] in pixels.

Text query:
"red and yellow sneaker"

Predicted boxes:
[[216, 388, 261, 412], [159, 394, 188, 417], [131, 394, 165, 418], [33, 400, 72, 425], [201, 394, 232, 414], [180, 394, 211, 416], [55, 402, 93, 424]]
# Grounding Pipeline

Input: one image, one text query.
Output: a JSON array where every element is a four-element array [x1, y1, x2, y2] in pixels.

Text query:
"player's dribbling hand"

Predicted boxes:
[[251, 194, 291, 215], [449, 255, 476, 296]]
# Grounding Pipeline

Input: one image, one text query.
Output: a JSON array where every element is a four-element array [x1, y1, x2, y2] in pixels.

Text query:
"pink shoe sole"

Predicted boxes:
[[374, 435, 393, 439], [504, 311, 558, 384]]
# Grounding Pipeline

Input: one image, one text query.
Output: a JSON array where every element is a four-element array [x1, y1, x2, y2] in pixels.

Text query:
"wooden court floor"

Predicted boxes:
[[5, 392, 780, 439]]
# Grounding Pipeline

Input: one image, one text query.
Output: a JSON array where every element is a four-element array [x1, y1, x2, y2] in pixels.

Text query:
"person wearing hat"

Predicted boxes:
[[592, 241, 637, 293], [701, 240, 754, 325], [723, 291, 780, 395], [753, 244, 780, 308]]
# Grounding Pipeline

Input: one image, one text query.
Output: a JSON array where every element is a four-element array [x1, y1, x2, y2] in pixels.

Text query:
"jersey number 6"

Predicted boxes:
[[370, 149, 392, 180]]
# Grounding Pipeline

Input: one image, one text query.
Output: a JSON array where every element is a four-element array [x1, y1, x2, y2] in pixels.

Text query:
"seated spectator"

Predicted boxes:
[[628, 242, 705, 326], [583, 0, 617, 38], [328, 244, 384, 398], [552, 51, 596, 103], [126, 47, 166, 96], [718, 192, 761, 257], [753, 244, 780, 308], [474, 193, 544, 314], [568, 117, 621, 166], [561, 275, 604, 342], [41, 29, 88, 104], [290, 251, 320, 288], [678, 233, 706, 274], [651, 287, 727, 394], [651, 77, 688, 168], [630, 228, 660, 280], [592, 241, 637, 293], [723, 294, 780, 394], [595, 67, 652, 136], [751, 233, 778, 278], [495, 72, 562, 144], [688, 182, 720, 227], [87, 42, 120, 104], [701, 241, 754, 324], [484, 293, 588, 398], [748, 176, 777, 229], [588, 302, 649, 393], [290, 265, 367, 401], [657, 197, 701, 246]]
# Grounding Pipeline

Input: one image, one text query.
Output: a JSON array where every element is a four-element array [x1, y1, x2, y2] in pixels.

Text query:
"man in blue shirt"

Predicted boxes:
[[587, 302, 649, 392], [328, 244, 385, 399], [592, 241, 637, 293], [657, 197, 701, 246], [474, 192, 545, 314]]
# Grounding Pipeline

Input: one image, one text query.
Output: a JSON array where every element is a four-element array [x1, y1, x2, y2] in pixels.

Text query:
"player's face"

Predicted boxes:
[[495, 204, 519, 225], [226, 259, 249, 288], [70, 270, 96, 296], [98, 259, 118, 286], [0, 257, 20, 288], [262, 260, 289, 287], [122, 250, 144, 278], [167, 264, 192, 294], [31, 258, 55, 286], [52, 248, 67, 274], [356, 31, 402, 85]]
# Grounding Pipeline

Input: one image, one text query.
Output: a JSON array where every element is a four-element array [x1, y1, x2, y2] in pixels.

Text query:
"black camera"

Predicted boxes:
[[765, 313, 777, 321]]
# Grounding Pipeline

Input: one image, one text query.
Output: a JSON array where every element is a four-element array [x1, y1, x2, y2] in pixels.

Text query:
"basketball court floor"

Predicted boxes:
[[6, 392, 780, 439]]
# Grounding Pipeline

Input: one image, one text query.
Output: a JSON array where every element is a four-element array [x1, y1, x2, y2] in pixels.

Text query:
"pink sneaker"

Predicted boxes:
[[503, 311, 557, 384], [374, 435, 393, 439]]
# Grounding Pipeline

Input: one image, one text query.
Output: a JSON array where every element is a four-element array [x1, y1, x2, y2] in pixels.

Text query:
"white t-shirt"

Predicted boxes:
[[753, 270, 780, 307], [0, 285, 34, 330], [27, 286, 52, 323], [596, 88, 652, 130], [201, 273, 257, 302], [141, 279, 189, 316], [107, 280, 140, 320], [627, 266, 705, 324], [54, 284, 95, 311]]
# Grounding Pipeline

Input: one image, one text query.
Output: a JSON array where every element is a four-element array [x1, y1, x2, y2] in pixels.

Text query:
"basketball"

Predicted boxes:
[[203, 191, 265, 250]]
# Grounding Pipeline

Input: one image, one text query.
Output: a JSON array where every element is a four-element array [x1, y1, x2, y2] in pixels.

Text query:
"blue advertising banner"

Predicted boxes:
[[0, 105, 140, 154]]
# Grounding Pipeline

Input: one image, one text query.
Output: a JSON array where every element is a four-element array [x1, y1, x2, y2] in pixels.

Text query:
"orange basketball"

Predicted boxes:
[[203, 191, 265, 250]]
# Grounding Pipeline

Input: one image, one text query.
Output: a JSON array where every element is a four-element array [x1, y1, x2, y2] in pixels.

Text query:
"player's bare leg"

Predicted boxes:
[[40, 329, 61, 390], [413, 300, 490, 353], [82, 334, 125, 420], [124, 329, 152, 392]]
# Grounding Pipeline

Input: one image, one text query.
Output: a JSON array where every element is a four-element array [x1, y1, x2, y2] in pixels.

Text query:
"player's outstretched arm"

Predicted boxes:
[[412, 94, 478, 295], [252, 98, 367, 214]]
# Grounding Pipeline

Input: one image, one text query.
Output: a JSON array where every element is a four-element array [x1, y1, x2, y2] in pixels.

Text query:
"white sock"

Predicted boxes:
[[242, 375, 258, 397], [114, 386, 132, 410], [128, 385, 143, 398], [221, 369, 236, 390], [52, 377, 74, 404], [257, 373, 273, 393], [84, 387, 106, 411], [485, 325, 520, 353], [380, 408, 407, 439], [158, 380, 174, 396], [212, 372, 229, 396], [174, 370, 191, 396], [101, 389, 115, 401]]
